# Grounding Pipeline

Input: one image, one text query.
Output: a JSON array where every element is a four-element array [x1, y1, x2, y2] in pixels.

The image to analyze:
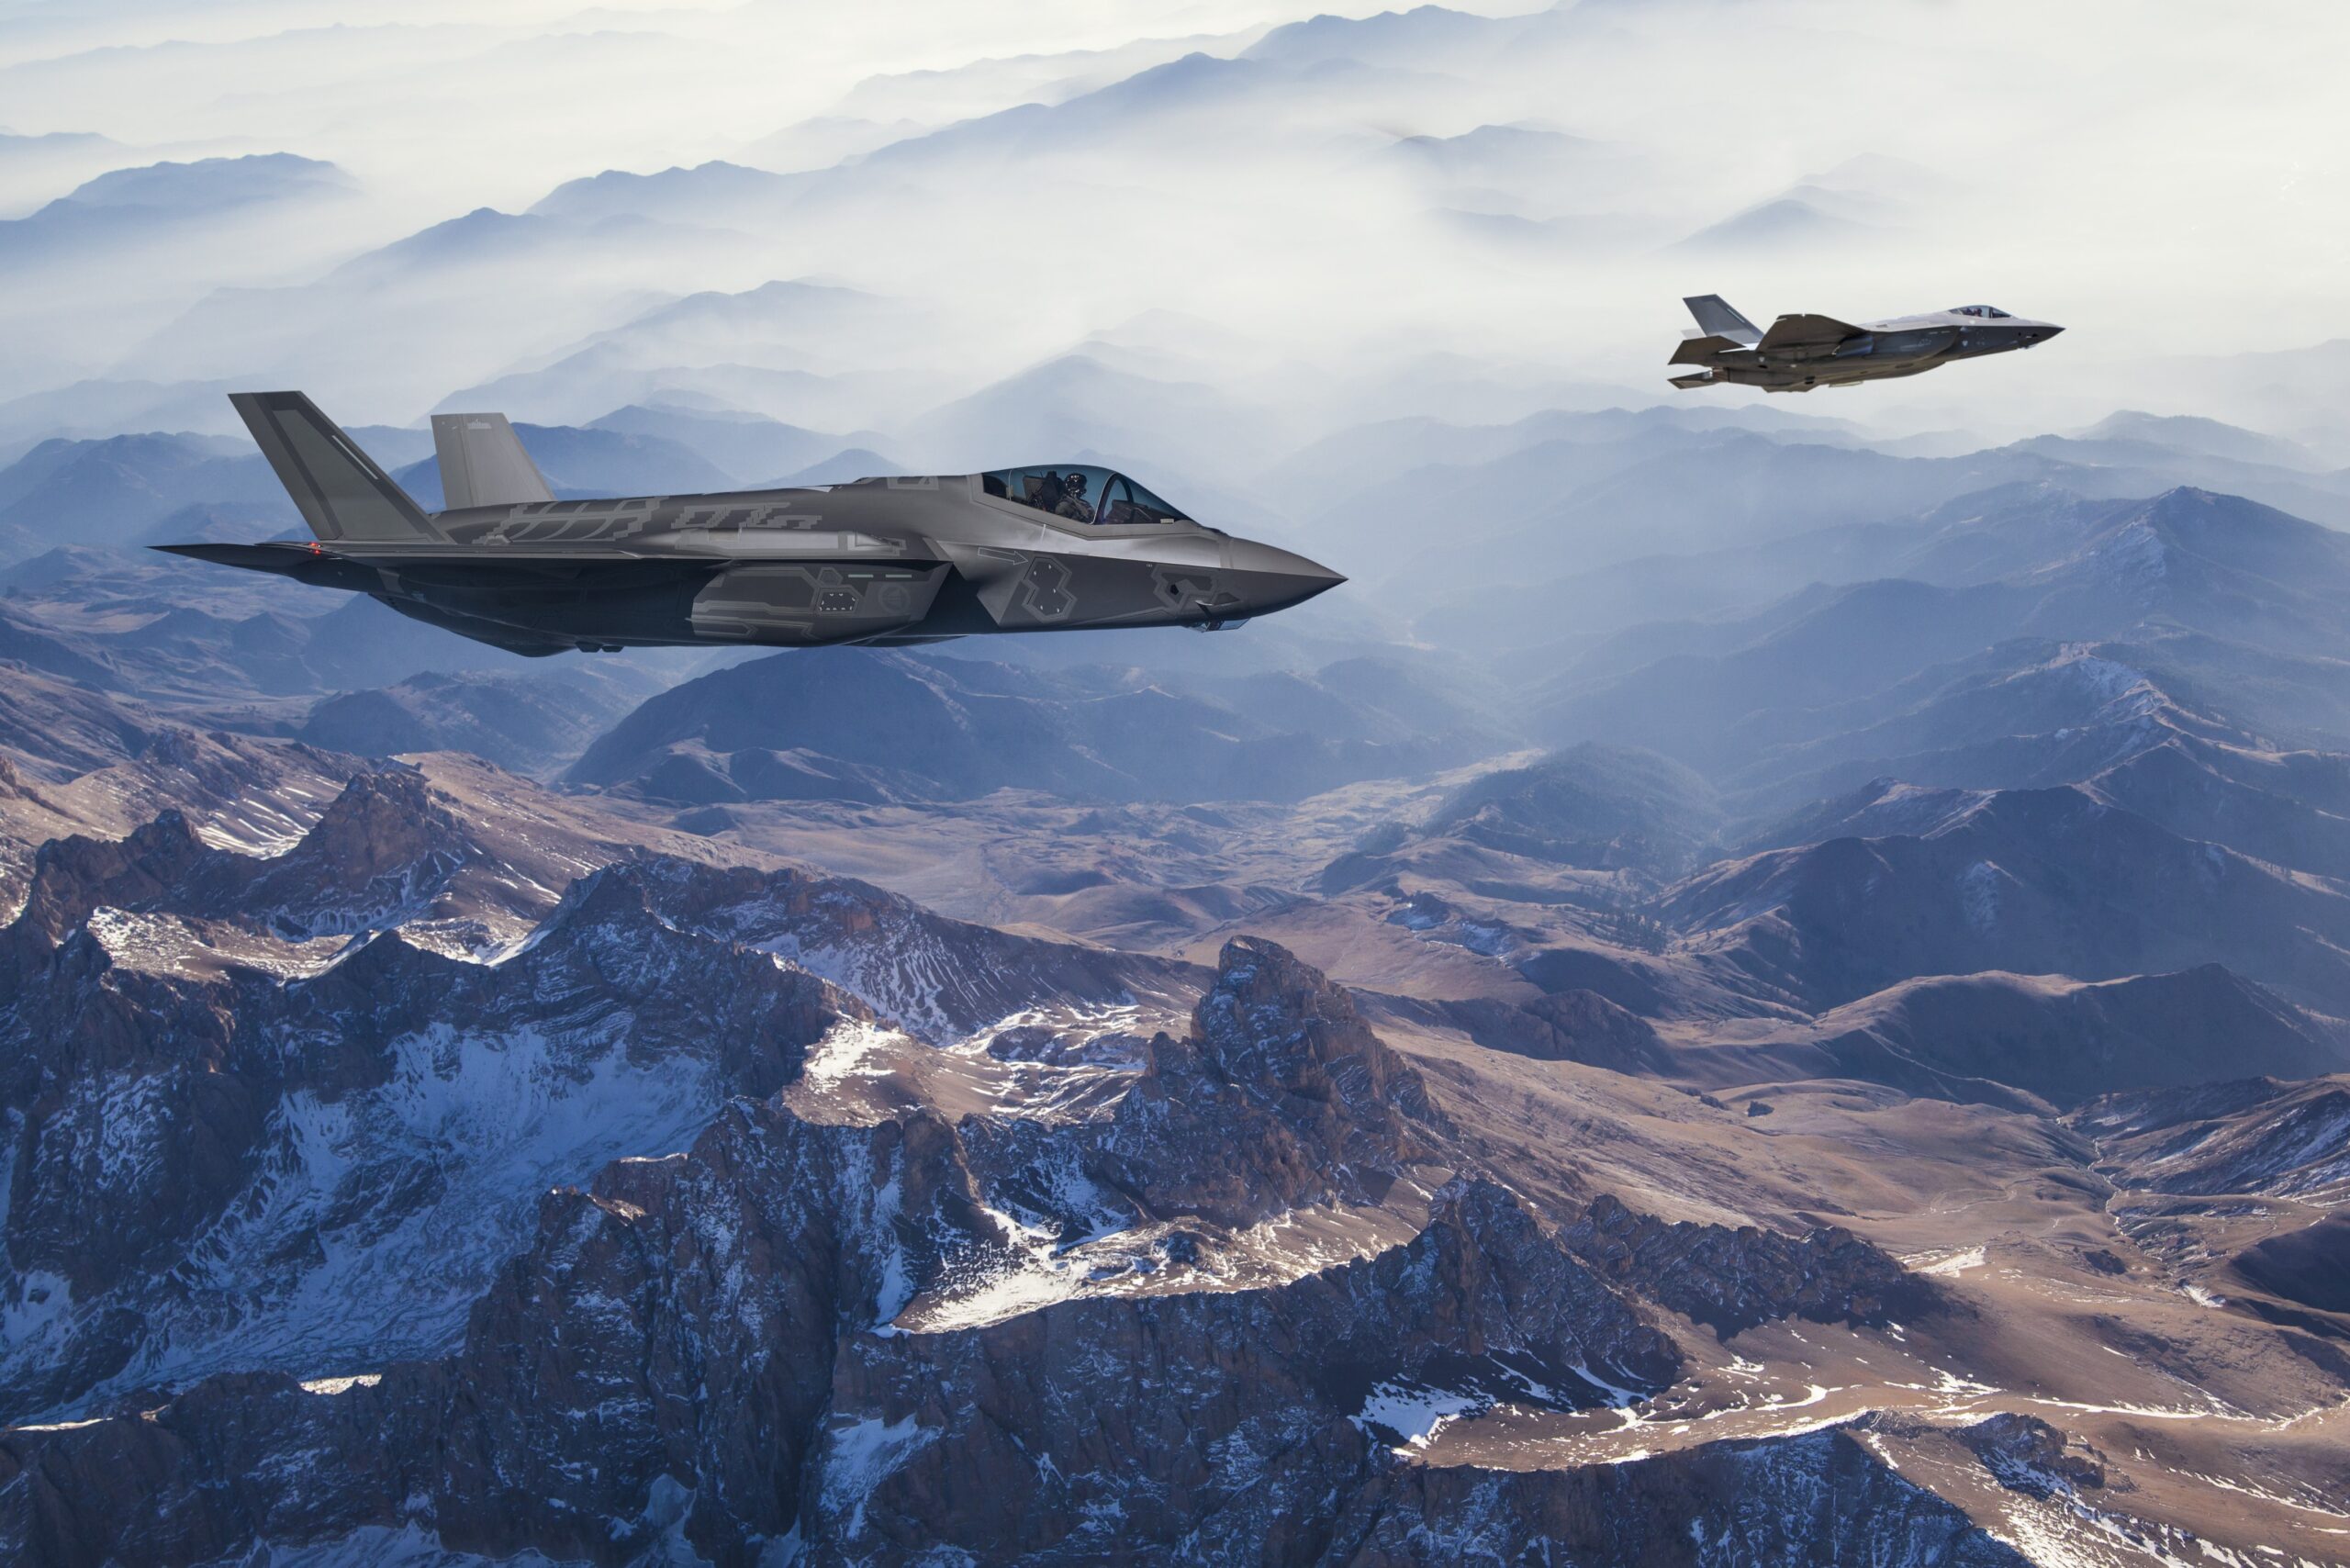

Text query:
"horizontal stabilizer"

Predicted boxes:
[[1757, 312, 1865, 352], [1667, 371, 1718, 389], [1684, 294, 1762, 345], [152, 541, 334, 576], [1670, 333, 1745, 365], [432, 411, 555, 511], [229, 391, 442, 543]]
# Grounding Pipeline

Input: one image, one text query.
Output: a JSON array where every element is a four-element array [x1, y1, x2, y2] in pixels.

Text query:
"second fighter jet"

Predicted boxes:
[[1668, 296, 2062, 393]]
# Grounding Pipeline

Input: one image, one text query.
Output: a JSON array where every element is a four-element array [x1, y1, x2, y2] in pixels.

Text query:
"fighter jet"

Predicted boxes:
[[158, 393, 1343, 655], [1667, 297, 2062, 393]]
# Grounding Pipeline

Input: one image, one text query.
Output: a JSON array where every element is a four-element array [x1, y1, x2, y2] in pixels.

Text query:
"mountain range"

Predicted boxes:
[[3, 1, 2349, 1558]]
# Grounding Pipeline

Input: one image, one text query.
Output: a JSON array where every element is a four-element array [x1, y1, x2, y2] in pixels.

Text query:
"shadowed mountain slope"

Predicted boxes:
[[568, 647, 1499, 806]]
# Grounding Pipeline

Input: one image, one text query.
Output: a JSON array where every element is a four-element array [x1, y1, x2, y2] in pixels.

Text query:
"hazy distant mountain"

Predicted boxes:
[[1269, 402, 1856, 522], [1417, 744, 1722, 877], [2141, 338, 2350, 449], [0, 432, 291, 550], [0, 129, 130, 215], [0, 152, 352, 264], [2001, 431, 2350, 524], [1661, 784, 2350, 1014], [1528, 487, 2350, 783], [0, 377, 252, 461], [1360, 428, 2064, 600], [587, 403, 856, 486], [39, 152, 349, 216], [1244, 5, 1514, 68], [420, 279, 927, 431], [439, 349, 858, 432], [1383, 123, 1606, 184], [127, 501, 299, 548], [2075, 409, 2322, 471], [1537, 577, 2044, 774], [910, 351, 1284, 478], [391, 423, 732, 508], [778, 445, 901, 484], [1672, 196, 1878, 252], [528, 160, 794, 226], [1380, 120, 1649, 231], [553, 278, 904, 369], [297, 666, 669, 775], [118, 205, 778, 414]]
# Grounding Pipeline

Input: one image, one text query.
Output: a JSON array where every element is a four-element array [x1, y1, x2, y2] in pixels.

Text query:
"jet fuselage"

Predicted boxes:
[[163, 395, 1344, 656]]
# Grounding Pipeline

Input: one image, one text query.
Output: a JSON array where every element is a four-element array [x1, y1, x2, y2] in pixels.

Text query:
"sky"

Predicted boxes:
[[2, 0, 2345, 448]]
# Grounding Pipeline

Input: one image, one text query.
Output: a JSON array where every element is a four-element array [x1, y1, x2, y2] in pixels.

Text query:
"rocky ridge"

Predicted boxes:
[[0, 935, 1995, 1565]]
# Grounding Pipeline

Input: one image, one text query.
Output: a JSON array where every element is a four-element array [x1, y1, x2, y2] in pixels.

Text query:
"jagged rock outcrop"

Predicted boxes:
[[1089, 935, 1450, 1227], [1559, 1193, 1943, 1336], [1950, 1412, 2109, 1498], [822, 1180, 1678, 1562], [1327, 1423, 2031, 1566], [6, 765, 481, 950]]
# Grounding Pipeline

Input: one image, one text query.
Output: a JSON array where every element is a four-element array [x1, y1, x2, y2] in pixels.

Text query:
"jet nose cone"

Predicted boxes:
[[1226, 538, 1347, 617]]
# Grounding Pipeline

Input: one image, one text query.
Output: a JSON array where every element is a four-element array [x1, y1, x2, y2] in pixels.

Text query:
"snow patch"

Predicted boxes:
[[1353, 1379, 1482, 1450], [1913, 1246, 1986, 1277], [1956, 863, 2003, 934], [11, 1024, 727, 1421], [820, 1414, 937, 1539], [798, 1016, 909, 1092], [299, 1372, 383, 1396]]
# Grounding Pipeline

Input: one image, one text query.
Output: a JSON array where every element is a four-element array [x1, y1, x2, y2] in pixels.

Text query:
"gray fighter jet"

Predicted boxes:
[[1667, 297, 2062, 393], [159, 393, 1343, 654]]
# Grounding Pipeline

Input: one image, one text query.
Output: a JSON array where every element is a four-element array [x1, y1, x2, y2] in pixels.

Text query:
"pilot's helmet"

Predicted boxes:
[[1063, 472, 1089, 496]]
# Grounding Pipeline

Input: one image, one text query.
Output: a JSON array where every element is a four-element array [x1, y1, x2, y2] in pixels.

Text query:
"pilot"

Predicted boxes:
[[1055, 470, 1096, 524]]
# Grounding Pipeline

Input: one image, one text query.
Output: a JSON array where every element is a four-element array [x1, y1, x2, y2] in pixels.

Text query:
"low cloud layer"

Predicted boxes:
[[1, 0, 2344, 454]]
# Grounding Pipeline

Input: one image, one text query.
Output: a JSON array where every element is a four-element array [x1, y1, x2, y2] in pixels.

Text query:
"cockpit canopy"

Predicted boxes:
[[1950, 304, 2013, 319], [983, 465, 1191, 526]]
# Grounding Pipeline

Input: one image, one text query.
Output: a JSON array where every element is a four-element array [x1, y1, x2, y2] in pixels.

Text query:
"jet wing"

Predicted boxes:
[[1756, 313, 1867, 352], [155, 542, 721, 593]]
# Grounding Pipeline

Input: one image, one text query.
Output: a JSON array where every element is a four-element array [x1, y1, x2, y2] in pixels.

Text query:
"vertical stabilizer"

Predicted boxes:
[[229, 391, 442, 542], [1684, 295, 1762, 346], [431, 411, 555, 511]]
